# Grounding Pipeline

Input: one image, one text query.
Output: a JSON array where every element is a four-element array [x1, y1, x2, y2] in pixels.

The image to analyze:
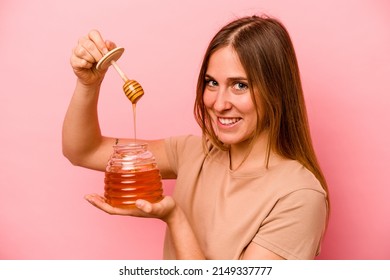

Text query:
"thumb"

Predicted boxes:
[[135, 199, 153, 213]]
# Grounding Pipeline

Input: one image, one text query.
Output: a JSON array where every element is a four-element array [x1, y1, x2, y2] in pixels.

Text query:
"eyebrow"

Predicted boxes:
[[205, 74, 248, 82]]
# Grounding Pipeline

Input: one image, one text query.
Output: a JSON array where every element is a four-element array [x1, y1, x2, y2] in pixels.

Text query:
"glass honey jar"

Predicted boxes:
[[104, 143, 163, 208]]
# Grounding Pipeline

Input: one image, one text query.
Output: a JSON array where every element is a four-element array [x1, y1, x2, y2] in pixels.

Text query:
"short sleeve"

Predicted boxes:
[[164, 135, 203, 177], [164, 137, 179, 175], [252, 189, 328, 259]]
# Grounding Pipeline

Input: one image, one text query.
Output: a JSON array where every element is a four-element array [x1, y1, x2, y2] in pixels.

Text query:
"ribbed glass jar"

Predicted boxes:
[[104, 143, 163, 208]]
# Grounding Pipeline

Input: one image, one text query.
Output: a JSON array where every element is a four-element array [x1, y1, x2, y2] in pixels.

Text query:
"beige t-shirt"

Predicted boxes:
[[162, 135, 327, 260]]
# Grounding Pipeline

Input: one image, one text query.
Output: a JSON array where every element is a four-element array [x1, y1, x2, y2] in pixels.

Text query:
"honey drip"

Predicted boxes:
[[132, 103, 137, 143]]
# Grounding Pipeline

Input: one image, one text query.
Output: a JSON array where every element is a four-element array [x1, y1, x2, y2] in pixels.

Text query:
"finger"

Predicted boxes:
[[135, 199, 153, 213], [85, 194, 151, 217], [105, 40, 117, 51], [71, 47, 95, 70], [135, 198, 170, 218], [84, 194, 128, 215], [70, 56, 94, 71], [84, 194, 114, 214], [88, 29, 109, 54], [78, 36, 104, 64]]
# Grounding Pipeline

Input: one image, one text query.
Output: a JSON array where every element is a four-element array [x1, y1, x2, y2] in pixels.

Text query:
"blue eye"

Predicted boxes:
[[233, 82, 248, 91], [205, 79, 218, 87]]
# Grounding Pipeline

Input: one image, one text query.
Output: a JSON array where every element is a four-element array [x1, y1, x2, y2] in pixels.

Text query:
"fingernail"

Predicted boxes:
[[135, 200, 144, 208], [84, 195, 94, 203]]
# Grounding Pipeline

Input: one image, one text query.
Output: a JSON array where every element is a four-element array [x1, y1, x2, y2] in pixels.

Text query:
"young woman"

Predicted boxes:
[[63, 15, 329, 260]]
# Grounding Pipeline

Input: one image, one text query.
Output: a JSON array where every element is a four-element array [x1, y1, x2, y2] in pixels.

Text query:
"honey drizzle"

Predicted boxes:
[[132, 103, 137, 143]]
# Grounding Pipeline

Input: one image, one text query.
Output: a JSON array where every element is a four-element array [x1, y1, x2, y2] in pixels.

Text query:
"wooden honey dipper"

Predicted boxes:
[[96, 47, 144, 104]]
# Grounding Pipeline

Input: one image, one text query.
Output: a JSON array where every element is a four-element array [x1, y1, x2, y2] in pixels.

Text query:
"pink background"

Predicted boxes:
[[1, 0, 389, 259]]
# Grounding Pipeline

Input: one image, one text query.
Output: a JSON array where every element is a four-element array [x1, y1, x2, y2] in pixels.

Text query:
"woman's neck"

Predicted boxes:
[[229, 131, 271, 171]]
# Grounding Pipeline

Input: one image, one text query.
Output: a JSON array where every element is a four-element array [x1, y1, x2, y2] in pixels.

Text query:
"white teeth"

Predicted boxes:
[[219, 118, 240, 125]]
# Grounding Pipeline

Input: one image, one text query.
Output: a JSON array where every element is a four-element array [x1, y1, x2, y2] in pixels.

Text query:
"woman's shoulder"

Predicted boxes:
[[267, 159, 326, 196], [164, 134, 205, 163], [165, 134, 203, 151]]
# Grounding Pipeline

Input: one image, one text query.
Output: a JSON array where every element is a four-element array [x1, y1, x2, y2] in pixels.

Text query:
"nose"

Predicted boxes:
[[213, 88, 232, 112]]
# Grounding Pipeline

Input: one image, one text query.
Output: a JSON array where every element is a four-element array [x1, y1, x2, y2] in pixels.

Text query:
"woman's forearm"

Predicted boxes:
[[165, 205, 205, 260]]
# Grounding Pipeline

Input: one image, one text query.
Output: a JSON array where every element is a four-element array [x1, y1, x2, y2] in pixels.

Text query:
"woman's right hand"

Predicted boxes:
[[70, 30, 117, 85]]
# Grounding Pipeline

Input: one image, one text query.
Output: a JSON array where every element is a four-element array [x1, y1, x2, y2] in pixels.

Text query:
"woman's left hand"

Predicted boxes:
[[86, 193, 206, 259], [84, 194, 176, 222]]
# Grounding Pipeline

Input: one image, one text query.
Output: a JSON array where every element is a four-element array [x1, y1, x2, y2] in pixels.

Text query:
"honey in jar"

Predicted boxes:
[[104, 143, 163, 208]]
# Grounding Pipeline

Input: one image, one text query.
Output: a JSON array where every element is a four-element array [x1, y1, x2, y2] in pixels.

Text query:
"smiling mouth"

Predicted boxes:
[[218, 117, 241, 126]]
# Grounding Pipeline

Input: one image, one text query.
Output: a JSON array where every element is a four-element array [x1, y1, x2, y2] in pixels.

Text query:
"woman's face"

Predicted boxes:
[[203, 46, 258, 146]]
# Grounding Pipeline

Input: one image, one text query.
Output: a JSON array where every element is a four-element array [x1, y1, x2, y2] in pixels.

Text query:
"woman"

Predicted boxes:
[[63, 15, 329, 260]]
